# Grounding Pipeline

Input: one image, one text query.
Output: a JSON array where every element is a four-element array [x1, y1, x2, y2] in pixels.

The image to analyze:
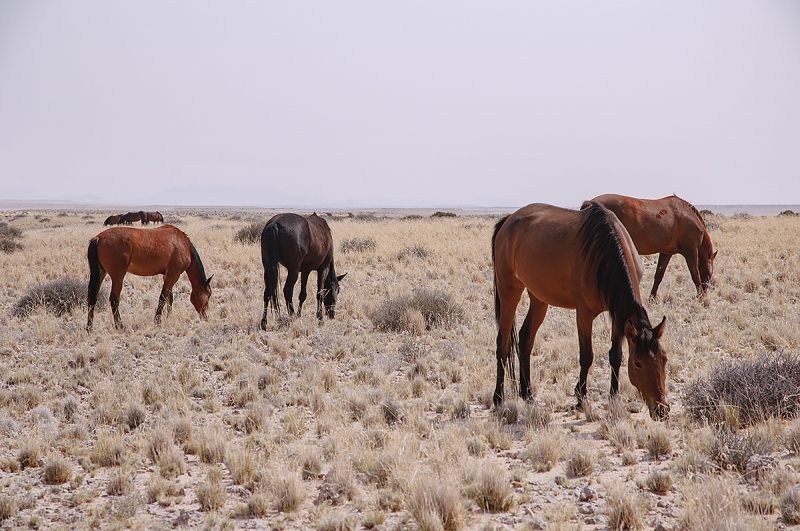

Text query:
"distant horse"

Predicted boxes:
[[492, 202, 669, 420], [148, 212, 164, 224], [87, 225, 213, 330], [119, 212, 141, 225], [584, 194, 716, 298], [260, 213, 346, 329], [103, 215, 122, 226]]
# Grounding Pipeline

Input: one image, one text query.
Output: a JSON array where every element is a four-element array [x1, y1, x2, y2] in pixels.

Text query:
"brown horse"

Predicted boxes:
[[148, 212, 164, 224], [492, 202, 669, 419], [103, 215, 122, 226], [584, 194, 716, 298], [260, 213, 345, 329], [87, 225, 213, 330]]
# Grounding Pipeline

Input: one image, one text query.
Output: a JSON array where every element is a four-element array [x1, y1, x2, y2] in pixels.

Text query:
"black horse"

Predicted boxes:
[[260, 213, 345, 329]]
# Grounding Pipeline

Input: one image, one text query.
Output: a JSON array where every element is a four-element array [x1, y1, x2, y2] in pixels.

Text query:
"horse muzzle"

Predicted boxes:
[[649, 401, 670, 421]]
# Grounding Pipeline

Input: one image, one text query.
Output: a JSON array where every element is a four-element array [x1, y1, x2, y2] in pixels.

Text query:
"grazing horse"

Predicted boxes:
[[584, 194, 716, 298], [148, 212, 164, 224], [260, 213, 346, 329], [87, 225, 213, 330], [119, 212, 140, 225], [103, 215, 122, 226], [492, 202, 669, 420]]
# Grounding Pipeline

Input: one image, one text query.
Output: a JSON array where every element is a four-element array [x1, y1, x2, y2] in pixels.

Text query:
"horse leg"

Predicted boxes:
[[683, 248, 704, 296], [298, 272, 310, 317], [109, 274, 125, 330], [315, 268, 328, 321], [574, 310, 597, 410], [87, 269, 106, 332], [494, 284, 524, 406], [518, 296, 548, 400], [283, 269, 299, 316], [155, 273, 180, 324], [650, 253, 673, 299], [608, 318, 624, 396]]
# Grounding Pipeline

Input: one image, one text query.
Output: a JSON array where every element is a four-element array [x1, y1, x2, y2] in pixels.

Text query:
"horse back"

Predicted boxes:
[[95, 225, 190, 277], [591, 194, 703, 256]]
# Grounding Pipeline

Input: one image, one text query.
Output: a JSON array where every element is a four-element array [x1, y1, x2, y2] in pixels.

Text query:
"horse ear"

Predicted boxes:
[[206, 274, 214, 287], [624, 319, 637, 342], [713, 250, 718, 260], [653, 315, 667, 339], [337, 273, 347, 282]]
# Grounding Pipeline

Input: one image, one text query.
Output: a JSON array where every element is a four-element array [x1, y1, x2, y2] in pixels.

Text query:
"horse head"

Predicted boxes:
[[698, 237, 717, 294], [625, 315, 669, 420], [322, 272, 347, 318], [190, 274, 213, 318]]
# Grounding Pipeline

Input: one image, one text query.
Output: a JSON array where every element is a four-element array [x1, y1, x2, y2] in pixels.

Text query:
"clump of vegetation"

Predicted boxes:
[[465, 464, 514, 512], [0, 222, 23, 253], [684, 354, 800, 426], [605, 486, 646, 531], [708, 427, 774, 473], [782, 487, 800, 524], [340, 237, 377, 253], [197, 467, 226, 511], [778, 210, 798, 217], [409, 476, 464, 531], [234, 221, 263, 244], [13, 277, 105, 318], [397, 245, 432, 260], [372, 288, 464, 333], [43, 456, 73, 485], [431, 211, 456, 218]]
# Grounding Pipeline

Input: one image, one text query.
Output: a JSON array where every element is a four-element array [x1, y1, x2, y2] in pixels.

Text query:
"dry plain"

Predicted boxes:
[[0, 208, 799, 530]]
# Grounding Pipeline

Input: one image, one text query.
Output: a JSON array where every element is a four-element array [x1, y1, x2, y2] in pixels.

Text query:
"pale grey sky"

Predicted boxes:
[[1, 1, 799, 208]]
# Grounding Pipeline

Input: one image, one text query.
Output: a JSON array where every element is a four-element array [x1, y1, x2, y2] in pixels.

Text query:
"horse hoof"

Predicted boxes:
[[574, 401, 584, 412]]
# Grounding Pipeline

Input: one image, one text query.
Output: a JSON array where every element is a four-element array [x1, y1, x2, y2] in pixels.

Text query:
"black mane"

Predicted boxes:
[[187, 238, 208, 284], [579, 202, 649, 330]]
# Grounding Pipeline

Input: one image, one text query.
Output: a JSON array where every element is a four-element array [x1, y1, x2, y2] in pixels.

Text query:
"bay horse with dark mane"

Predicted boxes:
[[103, 215, 122, 226], [584, 194, 716, 298], [87, 225, 213, 330], [492, 202, 669, 420], [148, 212, 164, 224], [260, 213, 345, 329]]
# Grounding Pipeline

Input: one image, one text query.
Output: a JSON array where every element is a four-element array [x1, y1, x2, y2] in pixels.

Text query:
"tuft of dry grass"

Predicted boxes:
[[409, 476, 464, 531], [196, 467, 226, 511], [190, 425, 227, 464], [43, 456, 73, 485], [372, 288, 464, 333], [645, 422, 672, 458], [465, 463, 514, 512], [521, 429, 563, 472], [18, 438, 43, 469], [781, 487, 800, 524], [271, 472, 306, 513], [0, 495, 18, 521], [565, 444, 595, 477], [340, 237, 377, 253], [680, 474, 772, 531], [91, 433, 126, 467], [605, 485, 646, 530], [638, 469, 673, 494]]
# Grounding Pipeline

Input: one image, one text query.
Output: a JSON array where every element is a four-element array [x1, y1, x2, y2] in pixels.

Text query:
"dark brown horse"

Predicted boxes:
[[584, 194, 716, 298], [148, 212, 164, 224], [492, 202, 669, 419], [103, 215, 122, 226], [87, 225, 213, 330], [118, 211, 150, 225], [260, 213, 345, 329]]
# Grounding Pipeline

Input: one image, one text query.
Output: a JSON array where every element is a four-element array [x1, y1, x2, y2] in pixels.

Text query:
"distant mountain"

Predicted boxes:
[[147, 185, 308, 208]]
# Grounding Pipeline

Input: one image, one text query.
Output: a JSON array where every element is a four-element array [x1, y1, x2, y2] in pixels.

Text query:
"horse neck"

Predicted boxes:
[[184, 244, 208, 292]]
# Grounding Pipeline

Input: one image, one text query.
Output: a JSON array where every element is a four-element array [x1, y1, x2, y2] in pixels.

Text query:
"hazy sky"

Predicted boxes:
[[1, 2, 799, 208]]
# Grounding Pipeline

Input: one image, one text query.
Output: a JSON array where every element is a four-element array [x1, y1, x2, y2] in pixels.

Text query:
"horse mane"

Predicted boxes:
[[672, 194, 706, 228], [579, 203, 649, 329], [185, 235, 208, 284]]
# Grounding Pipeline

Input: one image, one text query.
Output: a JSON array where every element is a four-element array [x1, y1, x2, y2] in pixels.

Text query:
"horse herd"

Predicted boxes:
[[103, 211, 164, 226], [85, 195, 716, 420]]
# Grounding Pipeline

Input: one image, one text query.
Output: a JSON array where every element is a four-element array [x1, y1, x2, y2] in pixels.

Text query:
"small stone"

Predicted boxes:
[[579, 485, 596, 502]]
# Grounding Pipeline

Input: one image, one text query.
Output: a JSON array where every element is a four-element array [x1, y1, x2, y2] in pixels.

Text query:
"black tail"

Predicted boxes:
[[87, 238, 101, 308], [491, 215, 518, 390], [261, 223, 281, 314]]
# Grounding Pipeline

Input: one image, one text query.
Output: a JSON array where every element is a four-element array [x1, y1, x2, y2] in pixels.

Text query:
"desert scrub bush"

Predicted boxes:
[[680, 475, 771, 531], [340, 237, 377, 253], [409, 476, 464, 531], [397, 245, 432, 260], [234, 221, 263, 244], [708, 427, 774, 473], [465, 463, 514, 512], [43, 456, 73, 484], [197, 467, 226, 511], [107, 467, 135, 496], [430, 211, 456, 218], [605, 485, 646, 531], [684, 353, 800, 425], [786, 419, 800, 454], [782, 487, 800, 524], [565, 444, 595, 477], [12, 277, 104, 318], [372, 288, 464, 333], [521, 429, 563, 472], [0, 495, 18, 521], [0, 222, 23, 252]]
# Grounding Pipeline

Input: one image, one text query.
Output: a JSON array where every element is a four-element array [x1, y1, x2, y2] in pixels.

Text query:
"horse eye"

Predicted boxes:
[[634, 361, 643, 369]]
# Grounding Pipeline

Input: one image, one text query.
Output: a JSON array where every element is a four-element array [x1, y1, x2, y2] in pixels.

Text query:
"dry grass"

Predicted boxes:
[[0, 210, 798, 528]]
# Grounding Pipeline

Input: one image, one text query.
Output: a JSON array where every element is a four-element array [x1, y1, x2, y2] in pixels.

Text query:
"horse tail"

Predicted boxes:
[[261, 223, 281, 313], [491, 215, 517, 387], [87, 238, 101, 308]]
